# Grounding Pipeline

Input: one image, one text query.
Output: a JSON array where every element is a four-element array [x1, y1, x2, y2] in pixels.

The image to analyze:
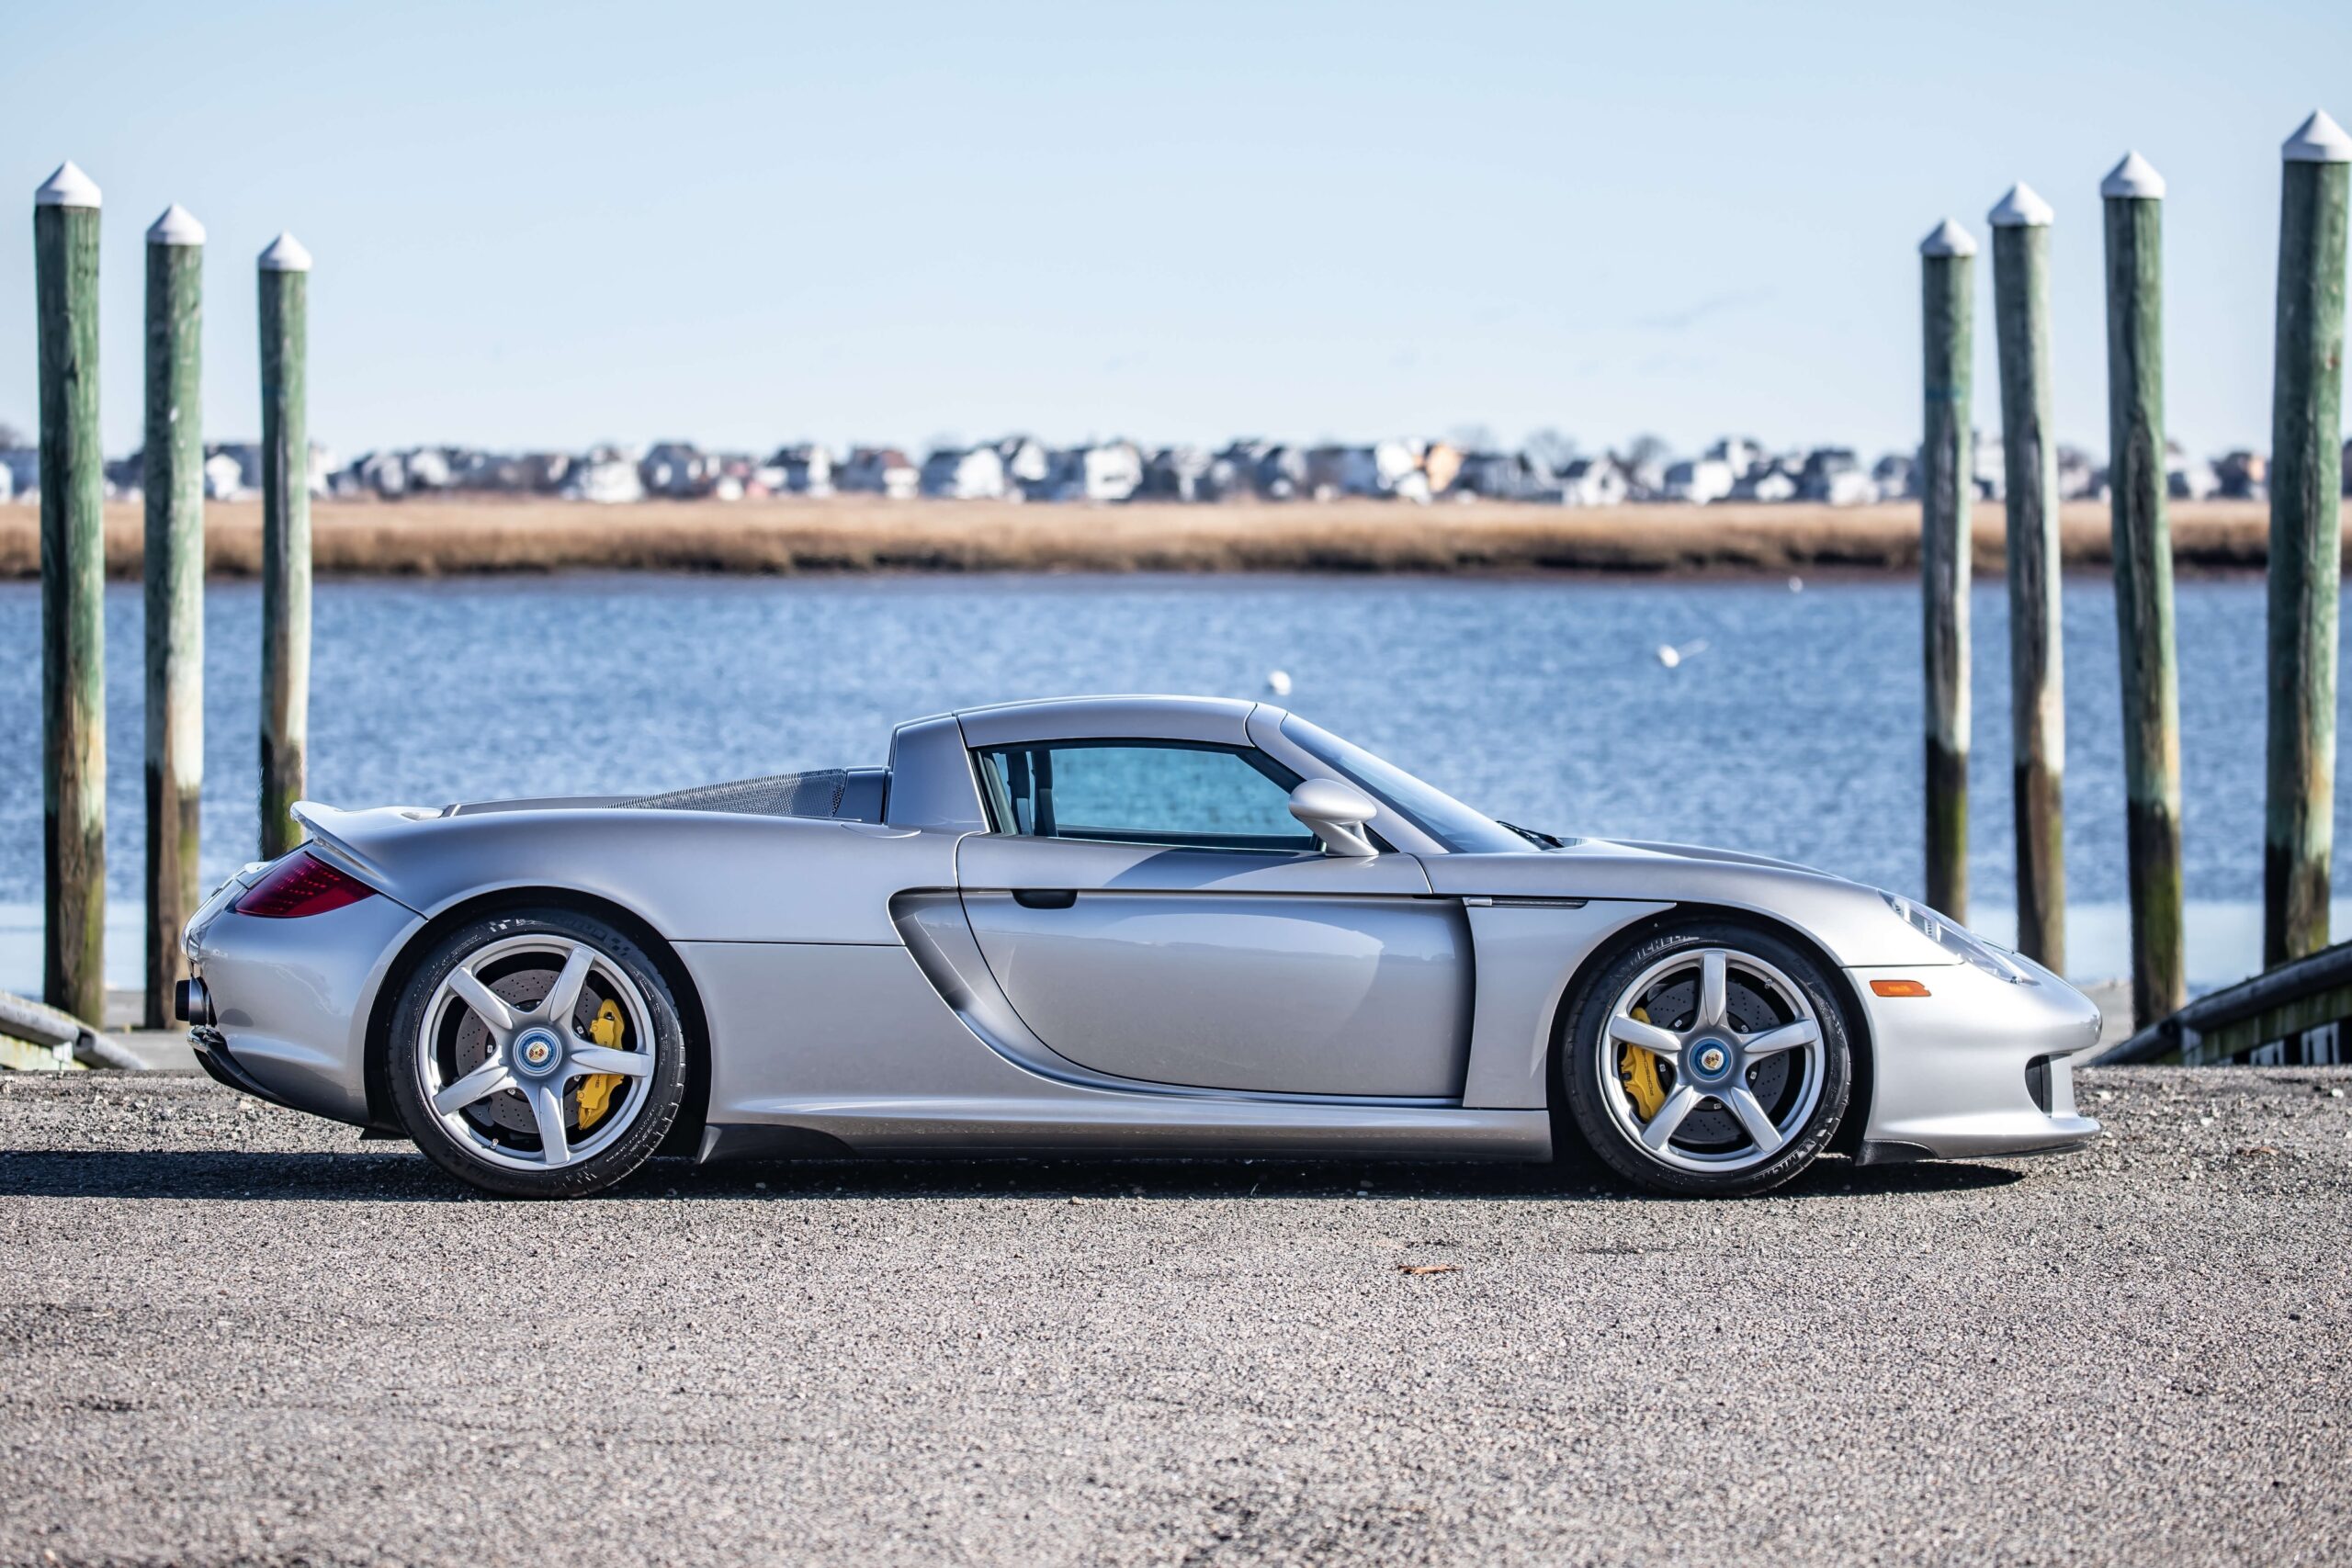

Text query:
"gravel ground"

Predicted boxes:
[[2, 1066, 2347, 1568]]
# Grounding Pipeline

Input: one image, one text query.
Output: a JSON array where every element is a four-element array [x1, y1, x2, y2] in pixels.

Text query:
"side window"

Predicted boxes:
[[976, 741, 1318, 853]]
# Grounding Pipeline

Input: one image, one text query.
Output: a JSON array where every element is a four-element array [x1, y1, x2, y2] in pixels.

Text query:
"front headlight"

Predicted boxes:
[[1879, 891, 2037, 984]]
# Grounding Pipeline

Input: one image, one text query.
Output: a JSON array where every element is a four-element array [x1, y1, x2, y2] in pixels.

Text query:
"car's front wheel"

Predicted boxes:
[[1562, 920, 1851, 1197], [385, 908, 687, 1198]]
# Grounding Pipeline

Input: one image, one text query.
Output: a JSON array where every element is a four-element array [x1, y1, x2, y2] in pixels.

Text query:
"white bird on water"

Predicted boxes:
[[1266, 669, 1293, 695], [1655, 639, 1711, 670]]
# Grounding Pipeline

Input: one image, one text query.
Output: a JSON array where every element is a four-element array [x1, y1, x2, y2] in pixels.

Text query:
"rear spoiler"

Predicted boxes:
[[288, 799, 420, 890]]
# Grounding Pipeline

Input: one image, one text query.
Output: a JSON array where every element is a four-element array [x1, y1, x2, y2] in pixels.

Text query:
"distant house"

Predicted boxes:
[[561, 452, 646, 504], [1620, 451, 1668, 501], [0, 448, 36, 501], [920, 445, 1008, 500], [353, 451, 408, 497], [996, 436, 1054, 499], [205, 444, 261, 500], [1706, 435, 1764, 476], [2056, 446, 2099, 501], [1204, 441, 1275, 500], [1662, 457, 1735, 504], [769, 444, 834, 496], [1871, 452, 1917, 501], [1421, 442, 1464, 497], [1731, 466, 1798, 502], [1454, 450, 1544, 501], [839, 447, 919, 500], [1050, 442, 1143, 503], [1255, 445, 1308, 500], [103, 454, 142, 502], [520, 452, 573, 493], [2214, 450, 2267, 502], [1302, 446, 1356, 500], [1141, 446, 1215, 502], [639, 442, 711, 499], [404, 447, 455, 491], [1558, 457, 1628, 507], [2166, 440, 2219, 502], [1969, 433, 2004, 502], [1800, 448, 1874, 505]]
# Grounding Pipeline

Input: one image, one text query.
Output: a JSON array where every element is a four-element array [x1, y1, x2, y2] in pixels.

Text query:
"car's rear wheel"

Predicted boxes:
[[386, 908, 686, 1198], [1562, 920, 1850, 1197]]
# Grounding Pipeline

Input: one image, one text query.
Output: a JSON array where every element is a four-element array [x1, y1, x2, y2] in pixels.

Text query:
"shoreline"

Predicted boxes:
[[0, 496, 2320, 579]]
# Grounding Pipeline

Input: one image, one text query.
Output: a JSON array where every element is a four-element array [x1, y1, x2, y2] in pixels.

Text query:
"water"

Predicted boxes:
[[1, 570, 2344, 992]]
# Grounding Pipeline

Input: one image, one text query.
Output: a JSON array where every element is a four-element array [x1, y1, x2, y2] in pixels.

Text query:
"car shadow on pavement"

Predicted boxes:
[[0, 1146, 2025, 1202]]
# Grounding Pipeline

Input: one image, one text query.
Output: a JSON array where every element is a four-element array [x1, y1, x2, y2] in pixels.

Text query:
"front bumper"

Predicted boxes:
[[1850, 956, 2104, 1160], [183, 880, 424, 1126]]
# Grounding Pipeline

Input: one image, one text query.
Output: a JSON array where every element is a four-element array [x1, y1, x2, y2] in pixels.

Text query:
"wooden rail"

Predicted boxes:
[[2102, 940, 2352, 1066]]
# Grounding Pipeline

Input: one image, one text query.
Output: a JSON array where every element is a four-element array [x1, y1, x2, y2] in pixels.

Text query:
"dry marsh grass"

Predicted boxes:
[[0, 496, 2308, 580]]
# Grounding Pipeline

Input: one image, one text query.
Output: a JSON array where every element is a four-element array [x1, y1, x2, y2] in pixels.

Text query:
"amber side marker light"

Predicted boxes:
[[1869, 978, 1933, 998]]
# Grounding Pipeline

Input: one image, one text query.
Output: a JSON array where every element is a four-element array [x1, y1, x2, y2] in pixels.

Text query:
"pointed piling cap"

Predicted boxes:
[[257, 231, 312, 272], [146, 203, 205, 246], [2101, 151, 2166, 199], [2282, 109, 2352, 164], [1988, 182, 2054, 228], [1918, 218, 1976, 258], [35, 160, 101, 209]]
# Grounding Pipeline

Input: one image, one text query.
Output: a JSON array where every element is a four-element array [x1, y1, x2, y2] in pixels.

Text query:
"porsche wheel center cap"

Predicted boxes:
[[514, 1028, 563, 1077], [1688, 1040, 1734, 1081]]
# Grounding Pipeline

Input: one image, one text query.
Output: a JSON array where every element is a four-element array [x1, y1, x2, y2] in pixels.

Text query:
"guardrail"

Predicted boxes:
[[0, 988, 140, 1070], [2098, 941, 2352, 1066]]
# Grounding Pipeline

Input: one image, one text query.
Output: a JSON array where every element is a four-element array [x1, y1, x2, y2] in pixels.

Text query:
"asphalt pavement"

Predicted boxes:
[[2, 1065, 2346, 1566]]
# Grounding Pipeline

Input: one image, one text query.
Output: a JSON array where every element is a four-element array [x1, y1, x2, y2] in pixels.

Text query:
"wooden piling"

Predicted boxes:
[[142, 205, 205, 1029], [258, 232, 312, 860], [1918, 218, 1975, 920], [2101, 151, 2185, 1028], [2264, 110, 2352, 969], [1989, 184, 2064, 969], [35, 162, 106, 1025]]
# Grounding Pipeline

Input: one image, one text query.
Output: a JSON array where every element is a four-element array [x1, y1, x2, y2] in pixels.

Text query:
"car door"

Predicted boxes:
[[956, 739, 1474, 1099]]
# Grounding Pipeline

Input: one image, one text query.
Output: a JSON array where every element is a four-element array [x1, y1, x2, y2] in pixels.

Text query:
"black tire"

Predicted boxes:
[[1560, 919, 1851, 1198], [384, 907, 687, 1199]]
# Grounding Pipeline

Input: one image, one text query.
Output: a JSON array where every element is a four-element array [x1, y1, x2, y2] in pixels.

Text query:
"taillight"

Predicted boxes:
[[232, 852, 378, 918]]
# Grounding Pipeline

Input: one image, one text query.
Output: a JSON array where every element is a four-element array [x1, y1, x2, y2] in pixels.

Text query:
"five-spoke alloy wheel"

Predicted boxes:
[[386, 908, 687, 1198], [1562, 920, 1851, 1196]]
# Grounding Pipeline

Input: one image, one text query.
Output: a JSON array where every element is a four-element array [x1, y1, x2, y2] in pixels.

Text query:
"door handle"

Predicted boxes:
[[1012, 888, 1079, 910]]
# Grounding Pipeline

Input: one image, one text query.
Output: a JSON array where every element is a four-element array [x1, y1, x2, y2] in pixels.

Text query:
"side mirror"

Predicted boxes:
[[1287, 778, 1380, 857]]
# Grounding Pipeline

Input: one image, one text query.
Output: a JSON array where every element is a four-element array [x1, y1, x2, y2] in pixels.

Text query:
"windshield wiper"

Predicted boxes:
[[1497, 819, 1566, 850]]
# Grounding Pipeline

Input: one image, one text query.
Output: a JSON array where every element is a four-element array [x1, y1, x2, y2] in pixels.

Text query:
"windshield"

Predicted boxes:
[[1280, 715, 1529, 854]]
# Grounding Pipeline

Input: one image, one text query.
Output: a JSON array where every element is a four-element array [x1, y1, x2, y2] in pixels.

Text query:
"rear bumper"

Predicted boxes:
[[183, 889, 424, 1126], [1850, 958, 2105, 1160]]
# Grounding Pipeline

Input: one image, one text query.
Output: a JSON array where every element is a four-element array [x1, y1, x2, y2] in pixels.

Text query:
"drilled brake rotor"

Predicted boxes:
[[1627, 973, 1794, 1149], [450, 963, 563, 1137]]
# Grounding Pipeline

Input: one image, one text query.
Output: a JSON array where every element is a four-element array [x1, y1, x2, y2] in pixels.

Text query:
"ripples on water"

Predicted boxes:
[[0, 570, 2342, 986]]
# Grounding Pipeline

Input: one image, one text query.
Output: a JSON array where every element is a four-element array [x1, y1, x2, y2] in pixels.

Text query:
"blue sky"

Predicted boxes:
[[3, 0, 2348, 460]]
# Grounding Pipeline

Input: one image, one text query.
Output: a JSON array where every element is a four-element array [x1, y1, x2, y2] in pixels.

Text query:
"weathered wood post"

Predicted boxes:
[[2101, 152, 2186, 1028], [35, 162, 107, 1025], [2263, 110, 2351, 969], [1919, 218, 1975, 920], [142, 204, 206, 1028], [258, 232, 312, 860], [1989, 184, 2064, 969]]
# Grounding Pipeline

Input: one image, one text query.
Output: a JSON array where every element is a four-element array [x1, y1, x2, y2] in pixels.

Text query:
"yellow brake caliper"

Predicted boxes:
[[575, 998, 628, 1130], [1618, 1005, 1668, 1122]]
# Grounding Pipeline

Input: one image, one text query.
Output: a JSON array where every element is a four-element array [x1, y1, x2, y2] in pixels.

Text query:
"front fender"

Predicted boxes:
[[1420, 846, 1961, 970]]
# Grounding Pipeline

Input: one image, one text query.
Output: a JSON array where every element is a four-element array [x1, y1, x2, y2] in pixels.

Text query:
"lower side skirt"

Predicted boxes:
[[697, 1104, 1553, 1165]]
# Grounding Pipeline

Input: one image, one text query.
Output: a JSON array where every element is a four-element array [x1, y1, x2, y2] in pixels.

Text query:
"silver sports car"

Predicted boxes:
[[177, 695, 2102, 1199]]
